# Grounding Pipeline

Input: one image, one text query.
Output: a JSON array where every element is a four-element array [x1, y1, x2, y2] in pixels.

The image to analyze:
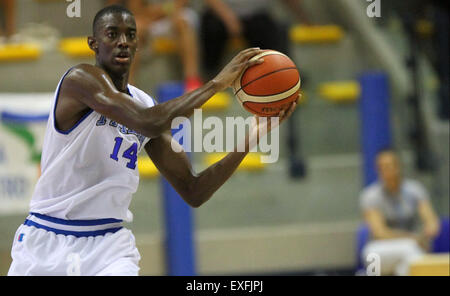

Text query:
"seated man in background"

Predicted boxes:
[[107, 0, 202, 91], [360, 149, 440, 276]]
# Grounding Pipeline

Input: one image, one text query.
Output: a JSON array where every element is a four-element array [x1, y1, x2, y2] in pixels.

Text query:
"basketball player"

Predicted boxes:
[[7, 5, 298, 275]]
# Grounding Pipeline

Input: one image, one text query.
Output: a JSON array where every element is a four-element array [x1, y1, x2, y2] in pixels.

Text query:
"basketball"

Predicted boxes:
[[233, 50, 301, 117]]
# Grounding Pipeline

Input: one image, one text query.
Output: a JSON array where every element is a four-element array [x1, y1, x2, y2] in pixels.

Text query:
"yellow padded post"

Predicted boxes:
[[59, 37, 94, 58], [202, 91, 231, 111], [138, 156, 159, 178], [0, 43, 41, 62], [151, 37, 178, 55], [205, 153, 267, 171], [290, 25, 344, 44], [318, 81, 360, 103]]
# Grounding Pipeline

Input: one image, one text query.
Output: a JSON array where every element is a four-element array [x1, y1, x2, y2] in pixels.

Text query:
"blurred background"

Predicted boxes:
[[0, 0, 448, 276]]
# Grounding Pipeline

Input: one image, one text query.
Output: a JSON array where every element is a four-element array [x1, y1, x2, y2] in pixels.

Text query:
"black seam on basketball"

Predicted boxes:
[[235, 67, 298, 96], [239, 52, 280, 90], [238, 76, 300, 98]]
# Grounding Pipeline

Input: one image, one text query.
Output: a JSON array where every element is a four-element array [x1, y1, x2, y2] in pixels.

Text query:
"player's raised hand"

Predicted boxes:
[[212, 47, 264, 91]]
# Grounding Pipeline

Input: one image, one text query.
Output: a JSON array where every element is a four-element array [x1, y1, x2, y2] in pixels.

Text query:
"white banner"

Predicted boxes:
[[0, 93, 52, 215]]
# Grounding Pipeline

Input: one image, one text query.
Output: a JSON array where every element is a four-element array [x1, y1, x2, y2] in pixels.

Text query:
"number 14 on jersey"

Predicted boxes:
[[110, 137, 138, 169]]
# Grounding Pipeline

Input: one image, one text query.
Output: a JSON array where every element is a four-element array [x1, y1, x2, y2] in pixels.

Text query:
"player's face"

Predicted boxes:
[[376, 152, 402, 194], [94, 13, 137, 74]]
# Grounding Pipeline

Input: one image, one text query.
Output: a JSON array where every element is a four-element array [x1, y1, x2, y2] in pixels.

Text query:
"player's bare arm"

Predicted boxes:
[[56, 47, 263, 139], [145, 101, 298, 208]]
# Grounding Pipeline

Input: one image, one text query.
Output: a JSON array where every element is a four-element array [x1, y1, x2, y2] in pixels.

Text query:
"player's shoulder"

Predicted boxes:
[[59, 64, 111, 99], [361, 182, 383, 195], [403, 178, 428, 198], [360, 182, 383, 201], [359, 182, 384, 209], [403, 178, 424, 189], [63, 64, 102, 80], [62, 64, 116, 88], [70, 63, 95, 71]]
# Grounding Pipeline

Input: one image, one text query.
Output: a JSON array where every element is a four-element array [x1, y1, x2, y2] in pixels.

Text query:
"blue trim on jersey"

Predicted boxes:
[[53, 68, 94, 135], [24, 219, 122, 238], [30, 212, 122, 226]]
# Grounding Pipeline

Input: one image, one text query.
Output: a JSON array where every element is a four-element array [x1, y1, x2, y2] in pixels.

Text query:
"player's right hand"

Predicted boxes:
[[212, 47, 264, 91]]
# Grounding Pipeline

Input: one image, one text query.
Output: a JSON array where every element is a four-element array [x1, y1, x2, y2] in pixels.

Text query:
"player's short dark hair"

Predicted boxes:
[[92, 5, 134, 35]]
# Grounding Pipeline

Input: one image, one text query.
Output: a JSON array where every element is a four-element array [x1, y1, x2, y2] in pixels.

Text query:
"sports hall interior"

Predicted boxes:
[[0, 0, 448, 276]]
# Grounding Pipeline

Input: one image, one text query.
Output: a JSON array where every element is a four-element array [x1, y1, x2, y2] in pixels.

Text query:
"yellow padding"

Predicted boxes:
[[409, 254, 450, 276], [290, 25, 344, 44], [59, 37, 94, 58], [318, 81, 360, 103], [0, 43, 41, 62], [203, 92, 230, 111], [138, 156, 159, 178], [151, 37, 178, 54], [204, 153, 267, 171]]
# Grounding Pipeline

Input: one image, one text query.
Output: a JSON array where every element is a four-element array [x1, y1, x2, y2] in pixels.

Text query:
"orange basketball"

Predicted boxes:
[[233, 50, 301, 117]]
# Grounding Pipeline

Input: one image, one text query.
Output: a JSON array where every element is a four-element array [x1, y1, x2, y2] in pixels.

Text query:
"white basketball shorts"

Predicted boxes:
[[8, 213, 141, 276]]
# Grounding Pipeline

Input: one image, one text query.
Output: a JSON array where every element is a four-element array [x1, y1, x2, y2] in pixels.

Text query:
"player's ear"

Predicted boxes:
[[88, 36, 98, 53]]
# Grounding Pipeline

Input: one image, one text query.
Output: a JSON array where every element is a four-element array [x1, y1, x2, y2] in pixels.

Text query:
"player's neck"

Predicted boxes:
[[110, 73, 129, 93], [97, 63, 130, 93]]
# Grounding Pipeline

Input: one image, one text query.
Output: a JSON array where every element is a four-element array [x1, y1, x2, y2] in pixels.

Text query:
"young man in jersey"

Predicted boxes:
[[8, 5, 298, 275]]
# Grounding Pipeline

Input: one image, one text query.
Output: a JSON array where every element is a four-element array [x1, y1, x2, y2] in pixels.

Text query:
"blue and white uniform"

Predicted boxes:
[[8, 68, 156, 276]]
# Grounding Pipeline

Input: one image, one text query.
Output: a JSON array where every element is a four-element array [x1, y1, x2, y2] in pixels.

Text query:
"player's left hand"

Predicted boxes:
[[212, 47, 264, 91]]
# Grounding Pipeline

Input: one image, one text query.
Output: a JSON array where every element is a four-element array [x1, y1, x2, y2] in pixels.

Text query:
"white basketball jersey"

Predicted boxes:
[[29, 68, 156, 222]]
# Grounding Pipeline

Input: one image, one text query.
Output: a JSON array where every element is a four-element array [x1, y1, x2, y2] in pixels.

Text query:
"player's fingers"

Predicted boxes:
[[236, 48, 259, 61], [247, 58, 264, 67], [237, 56, 261, 71], [240, 47, 261, 56], [296, 93, 302, 104], [279, 102, 296, 123], [284, 102, 297, 119], [239, 47, 262, 61]]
